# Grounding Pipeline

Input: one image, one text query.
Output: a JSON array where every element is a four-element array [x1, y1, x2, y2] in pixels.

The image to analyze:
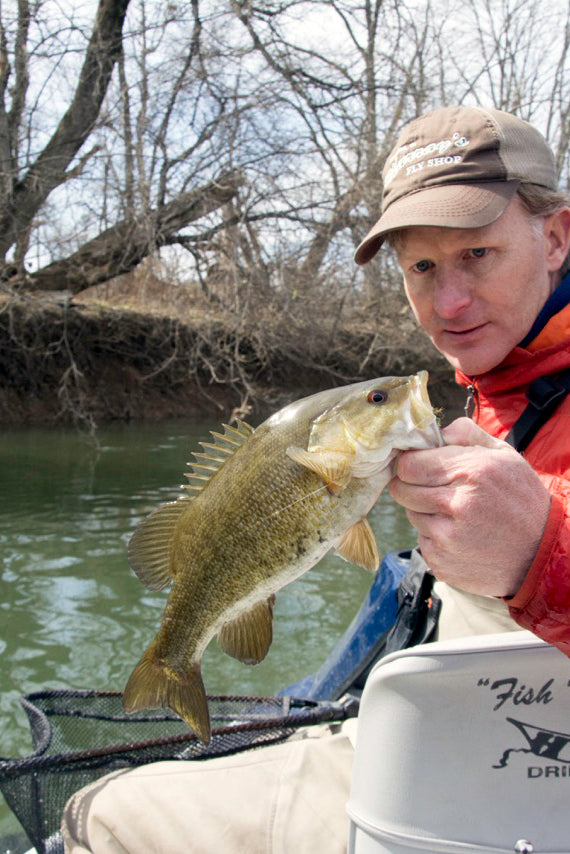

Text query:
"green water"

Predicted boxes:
[[0, 419, 418, 850]]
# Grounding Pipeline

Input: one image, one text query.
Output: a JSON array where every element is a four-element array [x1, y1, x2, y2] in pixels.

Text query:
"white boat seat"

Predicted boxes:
[[347, 631, 570, 853]]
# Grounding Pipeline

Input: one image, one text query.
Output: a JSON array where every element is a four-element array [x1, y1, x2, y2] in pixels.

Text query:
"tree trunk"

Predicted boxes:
[[0, 0, 131, 260]]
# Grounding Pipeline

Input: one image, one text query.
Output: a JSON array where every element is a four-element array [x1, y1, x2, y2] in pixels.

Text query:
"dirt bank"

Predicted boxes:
[[0, 291, 464, 429]]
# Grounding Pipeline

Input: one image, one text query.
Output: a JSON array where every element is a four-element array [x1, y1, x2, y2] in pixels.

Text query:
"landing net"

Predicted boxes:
[[0, 689, 356, 854]]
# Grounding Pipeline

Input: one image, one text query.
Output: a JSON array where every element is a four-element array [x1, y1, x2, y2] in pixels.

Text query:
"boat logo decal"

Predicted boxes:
[[493, 717, 570, 772], [477, 675, 570, 778]]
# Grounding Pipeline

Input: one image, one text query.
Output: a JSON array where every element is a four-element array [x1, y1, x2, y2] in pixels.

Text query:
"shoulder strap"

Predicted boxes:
[[505, 367, 570, 454]]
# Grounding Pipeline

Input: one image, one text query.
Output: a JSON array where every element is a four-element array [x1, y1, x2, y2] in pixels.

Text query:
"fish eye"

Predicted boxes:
[[367, 389, 387, 405]]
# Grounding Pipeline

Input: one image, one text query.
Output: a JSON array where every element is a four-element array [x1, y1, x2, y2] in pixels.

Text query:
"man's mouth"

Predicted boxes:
[[444, 322, 488, 338]]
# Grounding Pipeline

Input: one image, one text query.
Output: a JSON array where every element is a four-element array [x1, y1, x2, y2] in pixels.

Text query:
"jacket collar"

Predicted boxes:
[[456, 338, 570, 395], [455, 272, 570, 395]]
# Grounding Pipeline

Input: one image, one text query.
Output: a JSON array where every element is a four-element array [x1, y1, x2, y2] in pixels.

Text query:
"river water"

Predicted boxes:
[[0, 418, 419, 849]]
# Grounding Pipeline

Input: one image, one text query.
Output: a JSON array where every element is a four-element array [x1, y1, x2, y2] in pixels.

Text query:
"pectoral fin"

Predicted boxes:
[[286, 446, 353, 495], [335, 518, 379, 573], [217, 596, 275, 664]]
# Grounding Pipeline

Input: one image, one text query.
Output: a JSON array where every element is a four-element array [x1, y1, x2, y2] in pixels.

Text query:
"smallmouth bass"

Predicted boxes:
[[123, 371, 442, 743]]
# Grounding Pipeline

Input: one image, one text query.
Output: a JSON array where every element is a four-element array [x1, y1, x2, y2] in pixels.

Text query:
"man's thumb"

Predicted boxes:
[[441, 417, 507, 450]]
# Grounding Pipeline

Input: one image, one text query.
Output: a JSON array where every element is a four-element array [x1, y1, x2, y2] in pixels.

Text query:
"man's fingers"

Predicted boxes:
[[405, 508, 441, 534], [393, 444, 461, 485], [389, 478, 450, 515]]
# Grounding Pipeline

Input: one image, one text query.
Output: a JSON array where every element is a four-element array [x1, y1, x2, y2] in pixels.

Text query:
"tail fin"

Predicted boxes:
[[123, 643, 211, 744]]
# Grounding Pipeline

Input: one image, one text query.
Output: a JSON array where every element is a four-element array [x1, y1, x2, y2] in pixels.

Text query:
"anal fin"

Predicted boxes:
[[335, 518, 379, 573], [217, 596, 275, 664]]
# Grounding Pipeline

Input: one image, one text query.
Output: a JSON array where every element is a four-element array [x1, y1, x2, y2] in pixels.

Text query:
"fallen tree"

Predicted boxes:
[[13, 171, 244, 294]]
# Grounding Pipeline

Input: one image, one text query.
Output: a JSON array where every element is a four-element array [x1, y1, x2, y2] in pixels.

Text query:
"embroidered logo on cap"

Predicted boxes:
[[384, 132, 470, 187]]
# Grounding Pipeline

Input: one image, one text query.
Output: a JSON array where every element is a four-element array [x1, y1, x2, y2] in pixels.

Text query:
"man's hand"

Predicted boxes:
[[388, 417, 551, 597]]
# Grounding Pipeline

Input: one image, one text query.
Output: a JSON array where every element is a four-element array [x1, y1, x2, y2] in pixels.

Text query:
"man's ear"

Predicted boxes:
[[545, 207, 570, 273]]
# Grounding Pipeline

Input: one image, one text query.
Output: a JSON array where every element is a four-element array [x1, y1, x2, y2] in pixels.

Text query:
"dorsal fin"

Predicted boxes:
[[128, 498, 191, 590], [183, 420, 254, 496]]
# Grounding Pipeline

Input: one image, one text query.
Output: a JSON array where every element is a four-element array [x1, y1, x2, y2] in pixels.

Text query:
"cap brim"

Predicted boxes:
[[354, 181, 520, 265]]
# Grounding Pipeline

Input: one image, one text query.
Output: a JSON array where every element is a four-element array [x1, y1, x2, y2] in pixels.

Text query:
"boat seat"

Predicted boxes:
[[347, 631, 570, 853]]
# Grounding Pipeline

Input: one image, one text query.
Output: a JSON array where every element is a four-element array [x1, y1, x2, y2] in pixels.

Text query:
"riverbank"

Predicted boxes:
[[0, 290, 463, 429]]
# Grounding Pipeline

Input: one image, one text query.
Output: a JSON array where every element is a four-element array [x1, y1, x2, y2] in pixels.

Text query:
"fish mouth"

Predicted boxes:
[[409, 372, 444, 446], [410, 371, 435, 428], [342, 371, 443, 464]]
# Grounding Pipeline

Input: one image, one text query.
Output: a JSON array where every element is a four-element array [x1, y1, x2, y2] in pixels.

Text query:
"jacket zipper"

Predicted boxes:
[[464, 381, 478, 419]]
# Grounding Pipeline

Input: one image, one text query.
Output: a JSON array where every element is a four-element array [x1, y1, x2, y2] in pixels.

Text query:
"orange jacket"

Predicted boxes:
[[456, 300, 570, 656]]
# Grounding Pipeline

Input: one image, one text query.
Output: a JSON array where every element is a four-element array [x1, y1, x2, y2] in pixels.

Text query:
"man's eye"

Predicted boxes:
[[469, 247, 487, 258], [412, 259, 432, 273]]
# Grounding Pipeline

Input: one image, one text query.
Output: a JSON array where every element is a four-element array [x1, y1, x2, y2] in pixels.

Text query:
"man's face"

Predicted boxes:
[[395, 197, 566, 376]]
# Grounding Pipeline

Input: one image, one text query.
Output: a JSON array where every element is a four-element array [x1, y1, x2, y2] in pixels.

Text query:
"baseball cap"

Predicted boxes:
[[354, 105, 558, 265]]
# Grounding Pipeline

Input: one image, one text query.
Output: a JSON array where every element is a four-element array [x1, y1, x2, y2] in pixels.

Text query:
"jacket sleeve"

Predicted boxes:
[[506, 478, 570, 657]]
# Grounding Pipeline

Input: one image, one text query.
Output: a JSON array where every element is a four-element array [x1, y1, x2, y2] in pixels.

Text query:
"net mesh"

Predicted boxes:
[[0, 690, 357, 853]]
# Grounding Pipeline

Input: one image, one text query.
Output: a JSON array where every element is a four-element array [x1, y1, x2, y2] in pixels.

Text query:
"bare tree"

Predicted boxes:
[[225, 0, 445, 298], [443, 0, 570, 186], [0, 0, 131, 264], [3, 0, 570, 428], [2, 0, 570, 300], [0, 0, 245, 291]]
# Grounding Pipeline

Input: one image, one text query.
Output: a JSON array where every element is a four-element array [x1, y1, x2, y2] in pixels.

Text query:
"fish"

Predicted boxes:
[[123, 371, 443, 743]]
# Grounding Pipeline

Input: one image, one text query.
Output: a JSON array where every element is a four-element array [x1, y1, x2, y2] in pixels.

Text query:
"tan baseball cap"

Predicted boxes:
[[354, 105, 558, 265]]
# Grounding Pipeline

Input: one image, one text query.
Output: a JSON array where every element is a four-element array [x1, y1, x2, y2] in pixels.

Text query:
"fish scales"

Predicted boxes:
[[155, 418, 358, 655], [123, 372, 443, 743]]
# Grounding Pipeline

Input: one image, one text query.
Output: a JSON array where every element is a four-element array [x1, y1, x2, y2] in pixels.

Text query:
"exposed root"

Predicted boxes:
[[0, 284, 461, 428]]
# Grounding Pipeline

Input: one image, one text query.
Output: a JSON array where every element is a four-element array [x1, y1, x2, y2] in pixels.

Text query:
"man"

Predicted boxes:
[[61, 105, 570, 852], [354, 105, 570, 653]]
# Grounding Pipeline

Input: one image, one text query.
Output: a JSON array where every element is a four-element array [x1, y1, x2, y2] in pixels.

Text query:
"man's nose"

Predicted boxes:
[[433, 269, 472, 318]]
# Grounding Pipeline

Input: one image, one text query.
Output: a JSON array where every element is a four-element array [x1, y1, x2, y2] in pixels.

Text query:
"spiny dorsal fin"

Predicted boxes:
[[286, 446, 353, 495], [127, 499, 190, 590], [183, 420, 254, 496], [217, 596, 275, 664], [335, 518, 379, 573]]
